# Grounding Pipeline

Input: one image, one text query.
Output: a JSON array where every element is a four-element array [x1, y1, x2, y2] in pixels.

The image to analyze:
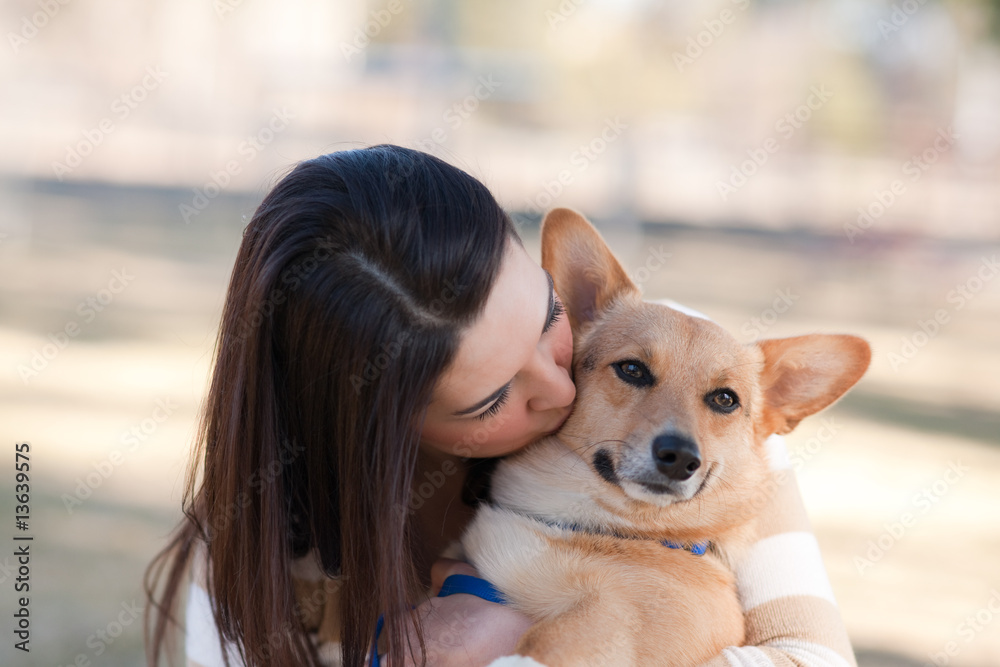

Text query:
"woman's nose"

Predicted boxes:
[[525, 348, 576, 412]]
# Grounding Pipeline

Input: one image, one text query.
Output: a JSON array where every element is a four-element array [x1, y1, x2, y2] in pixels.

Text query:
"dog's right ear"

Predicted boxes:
[[540, 208, 639, 331]]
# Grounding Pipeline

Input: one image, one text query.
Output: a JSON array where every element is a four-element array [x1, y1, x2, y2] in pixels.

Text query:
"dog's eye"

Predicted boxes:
[[706, 388, 740, 413], [613, 359, 654, 387]]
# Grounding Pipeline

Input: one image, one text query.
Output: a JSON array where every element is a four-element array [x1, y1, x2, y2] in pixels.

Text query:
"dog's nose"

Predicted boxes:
[[652, 434, 701, 481]]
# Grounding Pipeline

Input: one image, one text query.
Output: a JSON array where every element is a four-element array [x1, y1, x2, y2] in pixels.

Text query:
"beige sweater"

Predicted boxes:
[[184, 433, 856, 667]]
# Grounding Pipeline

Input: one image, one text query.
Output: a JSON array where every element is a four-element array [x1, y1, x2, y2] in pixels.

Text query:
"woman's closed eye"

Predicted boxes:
[[476, 384, 510, 421], [542, 298, 564, 334]]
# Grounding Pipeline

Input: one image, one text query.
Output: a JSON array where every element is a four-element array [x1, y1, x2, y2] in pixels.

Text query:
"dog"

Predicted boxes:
[[453, 208, 871, 666]]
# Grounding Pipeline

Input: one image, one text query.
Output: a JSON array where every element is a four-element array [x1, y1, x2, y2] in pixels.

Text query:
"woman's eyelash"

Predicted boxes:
[[476, 386, 510, 421], [542, 298, 565, 334]]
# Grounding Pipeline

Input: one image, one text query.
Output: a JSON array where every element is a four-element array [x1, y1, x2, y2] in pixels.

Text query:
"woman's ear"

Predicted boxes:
[[540, 208, 639, 331]]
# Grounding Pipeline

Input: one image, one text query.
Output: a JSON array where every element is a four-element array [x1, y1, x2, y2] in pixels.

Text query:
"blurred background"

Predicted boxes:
[[1, 0, 998, 665]]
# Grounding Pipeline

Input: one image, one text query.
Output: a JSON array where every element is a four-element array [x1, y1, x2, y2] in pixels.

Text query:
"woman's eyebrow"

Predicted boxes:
[[452, 270, 554, 417]]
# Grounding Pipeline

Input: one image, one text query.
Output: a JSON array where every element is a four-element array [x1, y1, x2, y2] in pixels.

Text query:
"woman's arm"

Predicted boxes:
[[697, 434, 857, 667]]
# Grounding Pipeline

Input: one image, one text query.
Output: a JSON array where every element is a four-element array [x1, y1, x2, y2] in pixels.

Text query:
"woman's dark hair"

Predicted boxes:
[[144, 145, 520, 667]]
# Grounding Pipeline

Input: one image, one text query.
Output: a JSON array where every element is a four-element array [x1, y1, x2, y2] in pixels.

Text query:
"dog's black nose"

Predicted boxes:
[[652, 434, 701, 481]]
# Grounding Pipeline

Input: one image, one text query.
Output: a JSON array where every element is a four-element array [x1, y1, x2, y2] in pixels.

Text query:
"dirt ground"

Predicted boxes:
[[0, 181, 997, 666]]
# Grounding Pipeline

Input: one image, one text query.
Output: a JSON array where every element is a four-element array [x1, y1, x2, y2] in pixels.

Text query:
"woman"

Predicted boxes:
[[145, 145, 857, 667]]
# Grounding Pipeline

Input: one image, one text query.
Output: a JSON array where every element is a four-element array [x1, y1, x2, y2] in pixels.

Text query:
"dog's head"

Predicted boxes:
[[541, 208, 871, 538]]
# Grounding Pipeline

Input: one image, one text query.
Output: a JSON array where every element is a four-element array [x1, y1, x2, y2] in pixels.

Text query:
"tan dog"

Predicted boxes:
[[456, 209, 871, 666]]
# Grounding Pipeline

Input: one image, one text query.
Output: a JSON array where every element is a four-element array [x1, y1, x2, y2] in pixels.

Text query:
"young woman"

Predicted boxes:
[[145, 145, 857, 667]]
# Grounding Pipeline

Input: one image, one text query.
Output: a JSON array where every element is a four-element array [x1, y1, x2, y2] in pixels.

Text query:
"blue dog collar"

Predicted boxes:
[[514, 507, 711, 556], [662, 539, 709, 555]]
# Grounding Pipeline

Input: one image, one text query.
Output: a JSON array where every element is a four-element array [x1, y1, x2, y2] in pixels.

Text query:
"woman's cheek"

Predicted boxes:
[[474, 420, 521, 458], [475, 408, 534, 458], [421, 402, 535, 459]]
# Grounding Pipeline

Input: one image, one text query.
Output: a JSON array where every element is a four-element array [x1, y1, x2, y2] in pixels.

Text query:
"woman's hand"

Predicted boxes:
[[388, 558, 533, 667]]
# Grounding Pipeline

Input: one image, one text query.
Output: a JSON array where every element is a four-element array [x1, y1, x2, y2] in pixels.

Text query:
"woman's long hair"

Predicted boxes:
[[144, 145, 519, 667]]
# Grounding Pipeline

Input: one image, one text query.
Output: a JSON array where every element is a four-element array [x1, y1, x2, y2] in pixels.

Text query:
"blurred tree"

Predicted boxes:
[[986, 0, 1000, 38]]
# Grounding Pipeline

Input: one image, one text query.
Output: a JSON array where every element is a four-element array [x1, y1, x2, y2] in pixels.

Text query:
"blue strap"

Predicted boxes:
[[370, 574, 507, 666], [662, 539, 709, 555], [437, 573, 508, 605], [370, 614, 384, 667]]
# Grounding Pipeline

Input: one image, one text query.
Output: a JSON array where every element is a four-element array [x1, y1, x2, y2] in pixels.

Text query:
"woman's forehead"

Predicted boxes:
[[433, 242, 549, 408]]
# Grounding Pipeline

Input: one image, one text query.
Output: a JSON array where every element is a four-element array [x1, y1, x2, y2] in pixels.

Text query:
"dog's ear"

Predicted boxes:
[[756, 334, 871, 435], [540, 208, 638, 331]]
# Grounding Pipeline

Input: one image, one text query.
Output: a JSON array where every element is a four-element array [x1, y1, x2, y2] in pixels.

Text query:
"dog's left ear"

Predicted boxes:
[[540, 208, 639, 331], [756, 334, 871, 435]]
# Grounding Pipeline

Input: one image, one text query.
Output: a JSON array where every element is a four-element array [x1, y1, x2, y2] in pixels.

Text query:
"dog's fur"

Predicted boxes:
[[454, 209, 871, 666]]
